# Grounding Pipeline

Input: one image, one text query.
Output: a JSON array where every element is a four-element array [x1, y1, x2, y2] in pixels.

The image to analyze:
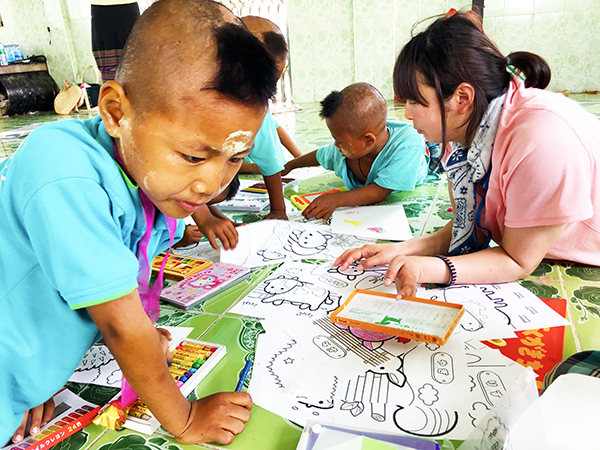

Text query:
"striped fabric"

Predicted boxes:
[[91, 2, 139, 82], [92, 49, 123, 82], [542, 351, 600, 393]]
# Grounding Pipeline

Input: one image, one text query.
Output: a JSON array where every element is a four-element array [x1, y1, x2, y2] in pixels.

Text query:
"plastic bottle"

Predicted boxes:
[[14, 45, 23, 61], [5, 45, 14, 64], [0, 44, 8, 66]]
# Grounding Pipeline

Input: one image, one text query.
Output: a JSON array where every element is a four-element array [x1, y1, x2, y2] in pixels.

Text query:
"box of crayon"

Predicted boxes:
[[151, 253, 212, 281], [2, 389, 100, 450], [122, 338, 226, 435]]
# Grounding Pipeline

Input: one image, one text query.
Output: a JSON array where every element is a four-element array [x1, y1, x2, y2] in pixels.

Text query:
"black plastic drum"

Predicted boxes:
[[0, 71, 59, 116]]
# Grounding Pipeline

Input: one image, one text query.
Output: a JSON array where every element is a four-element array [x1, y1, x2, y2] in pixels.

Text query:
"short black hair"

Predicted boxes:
[[319, 90, 343, 119], [262, 31, 288, 63], [204, 23, 278, 106], [224, 173, 240, 201]]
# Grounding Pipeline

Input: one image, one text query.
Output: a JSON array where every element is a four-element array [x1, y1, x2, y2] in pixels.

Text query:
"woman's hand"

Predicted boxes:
[[334, 242, 403, 271], [383, 256, 426, 299]]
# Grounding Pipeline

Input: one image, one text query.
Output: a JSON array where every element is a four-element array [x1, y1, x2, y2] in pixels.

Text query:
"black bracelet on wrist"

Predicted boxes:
[[433, 255, 457, 287]]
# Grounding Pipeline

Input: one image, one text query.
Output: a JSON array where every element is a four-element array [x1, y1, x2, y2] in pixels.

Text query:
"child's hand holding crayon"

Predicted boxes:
[[174, 393, 253, 445], [302, 192, 339, 222]]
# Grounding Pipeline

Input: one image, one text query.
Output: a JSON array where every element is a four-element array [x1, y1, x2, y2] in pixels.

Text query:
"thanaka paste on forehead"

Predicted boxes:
[[222, 130, 254, 158]]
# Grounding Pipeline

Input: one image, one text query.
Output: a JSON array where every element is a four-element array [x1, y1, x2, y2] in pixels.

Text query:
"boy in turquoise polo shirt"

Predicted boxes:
[[0, 0, 277, 445], [283, 82, 429, 222]]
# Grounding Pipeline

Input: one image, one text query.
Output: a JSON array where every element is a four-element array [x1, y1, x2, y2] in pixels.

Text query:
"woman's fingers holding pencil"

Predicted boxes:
[[175, 393, 253, 445]]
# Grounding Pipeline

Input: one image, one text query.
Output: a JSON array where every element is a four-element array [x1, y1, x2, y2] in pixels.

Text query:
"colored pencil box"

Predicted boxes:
[[151, 252, 212, 281], [330, 289, 465, 345], [161, 262, 251, 309], [241, 177, 298, 194]]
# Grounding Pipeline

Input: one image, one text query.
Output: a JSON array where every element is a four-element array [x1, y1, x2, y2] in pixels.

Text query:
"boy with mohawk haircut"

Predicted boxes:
[[189, 14, 301, 250], [283, 82, 429, 222], [0, 0, 277, 445]]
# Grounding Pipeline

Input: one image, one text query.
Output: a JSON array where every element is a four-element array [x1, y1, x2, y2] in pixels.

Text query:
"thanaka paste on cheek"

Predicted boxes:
[[222, 130, 253, 158], [143, 171, 156, 190]]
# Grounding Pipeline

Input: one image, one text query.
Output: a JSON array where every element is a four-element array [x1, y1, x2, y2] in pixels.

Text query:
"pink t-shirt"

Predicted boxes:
[[479, 77, 600, 265]]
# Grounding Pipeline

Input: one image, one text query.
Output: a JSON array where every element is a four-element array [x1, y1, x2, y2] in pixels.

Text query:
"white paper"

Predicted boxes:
[[0, 122, 44, 139], [412, 283, 570, 341], [286, 166, 328, 180], [69, 326, 193, 386], [221, 221, 374, 268], [250, 319, 531, 440], [457, 366, 539, 450], [229, 261, 388, 324], [332, 205, 413, 241], [509, 373, 600, 450]]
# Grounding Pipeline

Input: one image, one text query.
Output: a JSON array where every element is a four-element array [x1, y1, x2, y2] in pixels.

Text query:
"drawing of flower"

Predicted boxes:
[[366, 226, 385, 234]]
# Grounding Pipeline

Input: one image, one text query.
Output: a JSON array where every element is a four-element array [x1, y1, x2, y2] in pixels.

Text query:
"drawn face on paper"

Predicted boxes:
[[189, 274, 218, 289], [328, 261, 365, 281], [284, 230, 332, 256], [262, 276, 305, 296]]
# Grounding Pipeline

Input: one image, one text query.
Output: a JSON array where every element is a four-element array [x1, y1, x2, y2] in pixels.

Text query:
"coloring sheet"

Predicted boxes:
[[69, 327, 193, 387], [412, 283, 570, 341], [229, 261, 389, 324], [249, 319, 528, 440], [331, 205, 413, 241], [462, 338, 532, 433], [220, 221, 374, 268]]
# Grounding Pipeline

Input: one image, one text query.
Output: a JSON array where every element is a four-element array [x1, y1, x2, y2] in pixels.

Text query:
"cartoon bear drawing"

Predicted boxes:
[[284, 229, 332, 256]]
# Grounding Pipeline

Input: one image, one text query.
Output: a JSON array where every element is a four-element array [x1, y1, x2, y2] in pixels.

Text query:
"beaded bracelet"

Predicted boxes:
[[434, 255, 457, 287]]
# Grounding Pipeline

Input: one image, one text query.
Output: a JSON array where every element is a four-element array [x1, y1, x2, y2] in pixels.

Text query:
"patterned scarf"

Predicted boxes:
[[446, 93, 506, 256]]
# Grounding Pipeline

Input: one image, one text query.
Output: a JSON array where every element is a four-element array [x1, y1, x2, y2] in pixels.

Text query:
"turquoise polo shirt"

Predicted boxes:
[[245, 111, 286, 176], [0, 116, 183, 441], [316, 121, 429, 192]]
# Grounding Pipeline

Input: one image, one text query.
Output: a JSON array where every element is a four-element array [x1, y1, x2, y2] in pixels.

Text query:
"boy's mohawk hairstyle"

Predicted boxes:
[[319, 90, 343, 119], [206, 23, 278, 106]]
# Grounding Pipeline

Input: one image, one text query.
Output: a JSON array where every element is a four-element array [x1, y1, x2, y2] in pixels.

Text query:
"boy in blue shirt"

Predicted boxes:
[[283, 82, 429, 222], [190, 15, 301, 250], [0, 0, 277, 446]]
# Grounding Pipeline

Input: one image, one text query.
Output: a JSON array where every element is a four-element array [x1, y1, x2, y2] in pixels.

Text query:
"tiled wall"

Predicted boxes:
[[0, 0, 597, 102], [0, 0, 97, 88], [289, 0, 600, 102]]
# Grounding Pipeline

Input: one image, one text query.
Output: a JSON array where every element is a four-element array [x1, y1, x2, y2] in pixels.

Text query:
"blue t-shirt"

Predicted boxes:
[[245, 111, 286, 176], [0, 116, 183, 441], [316, 121, 429, 192]]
